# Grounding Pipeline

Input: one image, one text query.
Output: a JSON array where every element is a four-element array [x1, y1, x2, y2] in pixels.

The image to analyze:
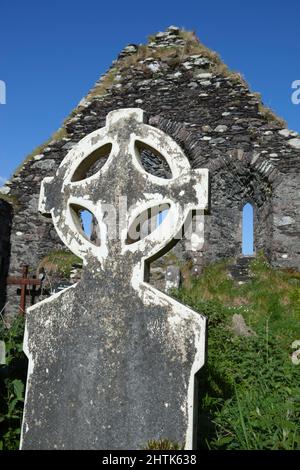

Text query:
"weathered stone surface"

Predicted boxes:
[[31, 159, 56, 171], [22, 275, 205, 450], [274, 216, 295, 227], [0, 185, 10, 195], [0, 340, 6, 364], [21, 109, 208, 450], [214, 125, 228, 133], [165, 265, 181, 292], [230, 314, 256, 337], [288, 138, 300, 149], [0, 200, 12, 312]]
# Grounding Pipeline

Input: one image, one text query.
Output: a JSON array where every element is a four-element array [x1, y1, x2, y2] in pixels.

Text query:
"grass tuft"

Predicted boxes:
[[0, 194, 19, 208], [258, 103, 287, 128], [144, 439, 183, 450], [38, 249, 81, 278]]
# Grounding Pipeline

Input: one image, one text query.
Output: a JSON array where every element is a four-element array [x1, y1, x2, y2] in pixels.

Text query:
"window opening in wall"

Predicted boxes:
[[242, 203, 254, 255]]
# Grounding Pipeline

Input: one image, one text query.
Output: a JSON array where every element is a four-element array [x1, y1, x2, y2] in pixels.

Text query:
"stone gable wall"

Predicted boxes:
[[1, 26, 300, 316]]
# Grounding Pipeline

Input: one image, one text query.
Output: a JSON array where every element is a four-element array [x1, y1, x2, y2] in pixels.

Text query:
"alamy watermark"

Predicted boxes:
[[291, 80, 300, 105], [0, 80, 6, 104], [291, 340, 300, 365], [80, 197, 205, 251]]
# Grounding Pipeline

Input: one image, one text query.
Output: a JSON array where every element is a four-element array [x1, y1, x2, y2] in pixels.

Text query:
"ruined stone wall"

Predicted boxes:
[[0, 200, 13, 312], [272, 167, 300, 269], [2, 150, 65, 316], [201, 157, 273, 268], [1, 26, 300, 315]]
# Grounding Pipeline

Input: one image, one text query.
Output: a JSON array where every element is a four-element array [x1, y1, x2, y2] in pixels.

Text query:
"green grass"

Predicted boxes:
[[144, 439, 183, 450], [38, 249, 81, 278], [2, 255, 299, 450], [258, 103, 287, 128], [173, 254, 300, 449]]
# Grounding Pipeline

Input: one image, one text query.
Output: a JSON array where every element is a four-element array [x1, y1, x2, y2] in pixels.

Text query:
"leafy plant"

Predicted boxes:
[[0, 315, 27, 450]]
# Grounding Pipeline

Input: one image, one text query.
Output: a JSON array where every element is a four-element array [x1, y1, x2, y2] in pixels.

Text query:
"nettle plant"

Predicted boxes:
[[0, 315, 27, 450]]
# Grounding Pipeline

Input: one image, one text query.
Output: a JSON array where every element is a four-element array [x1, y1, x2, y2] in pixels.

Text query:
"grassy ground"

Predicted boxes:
[[173, 254, 300, 449]]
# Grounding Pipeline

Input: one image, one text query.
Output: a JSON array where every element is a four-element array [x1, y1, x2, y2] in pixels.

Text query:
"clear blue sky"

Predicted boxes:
[[0, 0, 299, 183], [242, 203, 254, 255]]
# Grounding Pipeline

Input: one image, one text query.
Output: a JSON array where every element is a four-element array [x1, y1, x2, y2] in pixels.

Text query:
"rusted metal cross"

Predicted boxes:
[[7, 265, 42, 314]]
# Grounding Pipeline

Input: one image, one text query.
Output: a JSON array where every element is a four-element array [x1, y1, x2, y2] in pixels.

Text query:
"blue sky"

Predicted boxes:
[[243, 204, 254, 255], [0, 0, 299, 181]]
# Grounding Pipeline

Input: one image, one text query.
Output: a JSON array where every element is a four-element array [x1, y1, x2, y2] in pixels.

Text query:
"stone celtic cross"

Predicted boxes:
[[21, 109, 209, 450]]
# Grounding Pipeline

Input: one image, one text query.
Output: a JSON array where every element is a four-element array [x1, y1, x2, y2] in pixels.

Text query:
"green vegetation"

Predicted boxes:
[[39, 249, 82, 278], [2, 255, 299, 450], [173, 254, 300, 449], [86, 68, 118, 100], [0, 315, 26, 450], [0, 193, 19, 208], [144, 439, 183, 450], [258, 103, 287, 128]]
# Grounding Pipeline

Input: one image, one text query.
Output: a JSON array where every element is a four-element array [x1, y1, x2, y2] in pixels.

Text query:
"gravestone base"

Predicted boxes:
[[21, 270, 205, 450]]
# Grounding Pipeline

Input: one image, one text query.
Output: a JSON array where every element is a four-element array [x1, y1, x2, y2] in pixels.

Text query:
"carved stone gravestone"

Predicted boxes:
[[20, 109, 209, 450]]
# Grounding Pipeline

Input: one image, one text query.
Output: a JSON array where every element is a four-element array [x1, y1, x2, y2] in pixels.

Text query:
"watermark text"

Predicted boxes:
[[0, 80, 6, 104], [291, 80, 300, 105]]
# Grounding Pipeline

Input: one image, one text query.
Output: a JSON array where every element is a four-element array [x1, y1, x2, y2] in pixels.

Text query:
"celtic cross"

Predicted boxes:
[[21, 109, 209, 450]]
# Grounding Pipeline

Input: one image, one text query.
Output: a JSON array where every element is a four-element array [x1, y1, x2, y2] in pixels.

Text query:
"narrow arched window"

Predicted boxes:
[[242, 203, 254, 255]]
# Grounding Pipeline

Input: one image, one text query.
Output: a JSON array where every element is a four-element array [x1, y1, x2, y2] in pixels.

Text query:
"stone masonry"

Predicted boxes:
[[1, 26, 300, 317], [0, 199, 12, 312]]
